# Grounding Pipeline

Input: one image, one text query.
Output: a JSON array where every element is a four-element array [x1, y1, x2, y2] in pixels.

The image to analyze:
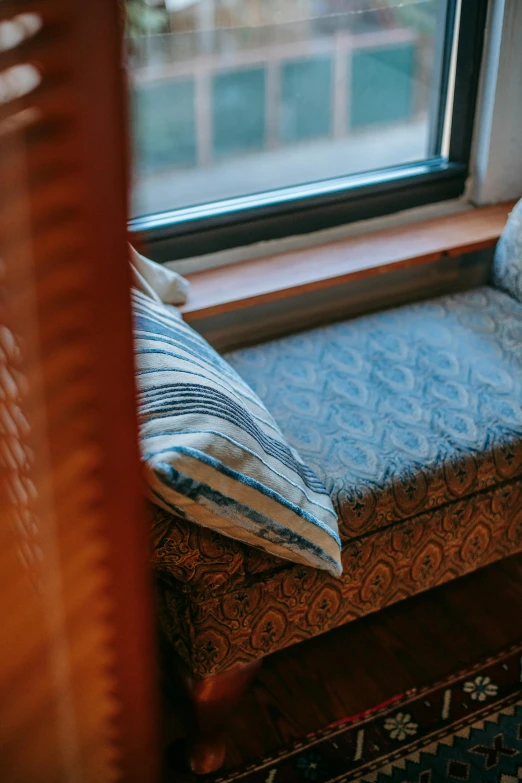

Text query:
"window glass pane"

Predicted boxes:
[[212, 67, 266, 157], [132, 78, 196, 171], [127, 0, 449, 218], [351, 45, 416, 129], [281, 57, 333, 143]]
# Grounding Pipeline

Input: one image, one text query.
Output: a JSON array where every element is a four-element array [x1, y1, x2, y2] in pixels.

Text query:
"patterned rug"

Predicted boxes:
[[214, 643, 522, 783]]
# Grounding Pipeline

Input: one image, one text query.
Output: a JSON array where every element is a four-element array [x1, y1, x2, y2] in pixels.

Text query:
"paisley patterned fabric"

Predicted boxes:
[[493, 199, 522, 303], [156, 477, 522, 676], [150, 504, 284, 594], [226, 287, 522, 542], [153, 284, 522, 678]]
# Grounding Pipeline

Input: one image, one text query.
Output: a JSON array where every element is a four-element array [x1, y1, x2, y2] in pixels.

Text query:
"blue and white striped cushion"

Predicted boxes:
[[132, 289, 342, 576]]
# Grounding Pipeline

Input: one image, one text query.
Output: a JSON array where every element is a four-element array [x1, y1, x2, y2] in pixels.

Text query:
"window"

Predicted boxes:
[[127, 0, 488, 260]]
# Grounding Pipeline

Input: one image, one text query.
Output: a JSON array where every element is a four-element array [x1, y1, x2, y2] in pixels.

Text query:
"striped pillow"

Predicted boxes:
[[132, 289, 342, 576]]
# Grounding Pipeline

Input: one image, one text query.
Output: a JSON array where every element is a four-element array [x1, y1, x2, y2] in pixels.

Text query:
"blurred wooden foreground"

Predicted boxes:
[[0, 2, 158, 781]]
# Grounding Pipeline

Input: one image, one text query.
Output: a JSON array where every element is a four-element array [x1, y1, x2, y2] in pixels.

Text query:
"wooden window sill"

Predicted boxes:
[[180, 201, 515, 322]]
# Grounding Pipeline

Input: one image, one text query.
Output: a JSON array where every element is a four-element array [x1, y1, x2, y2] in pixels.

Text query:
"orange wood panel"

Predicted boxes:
[[0, 2, 159, 782]]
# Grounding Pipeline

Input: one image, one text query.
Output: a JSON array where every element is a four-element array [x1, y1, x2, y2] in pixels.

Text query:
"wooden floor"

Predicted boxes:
[[162, 552, 522, 776]]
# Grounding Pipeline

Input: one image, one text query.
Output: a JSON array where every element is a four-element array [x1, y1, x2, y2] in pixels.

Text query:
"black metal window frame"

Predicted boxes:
[[129, 0, 489, 264]]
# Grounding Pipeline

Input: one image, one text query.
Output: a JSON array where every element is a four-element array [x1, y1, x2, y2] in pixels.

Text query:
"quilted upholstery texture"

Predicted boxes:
[[156, 477, 522, 676], [226, 287, 522, 542], [153, 284, 522, 677]]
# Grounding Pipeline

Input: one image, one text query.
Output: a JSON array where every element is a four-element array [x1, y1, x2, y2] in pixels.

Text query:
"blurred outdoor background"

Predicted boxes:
[[127, 0, 445, 217]]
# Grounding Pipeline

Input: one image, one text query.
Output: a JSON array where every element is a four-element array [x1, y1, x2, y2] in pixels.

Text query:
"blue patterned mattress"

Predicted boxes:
[[226, 286, 522, 542]]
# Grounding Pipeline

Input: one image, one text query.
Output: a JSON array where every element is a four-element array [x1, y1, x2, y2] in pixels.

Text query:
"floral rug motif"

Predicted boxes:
[[213, 643, 522, 783]]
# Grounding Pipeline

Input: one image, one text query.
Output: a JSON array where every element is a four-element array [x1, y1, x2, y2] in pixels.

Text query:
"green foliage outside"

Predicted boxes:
[[126, 0, 168, 40]]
